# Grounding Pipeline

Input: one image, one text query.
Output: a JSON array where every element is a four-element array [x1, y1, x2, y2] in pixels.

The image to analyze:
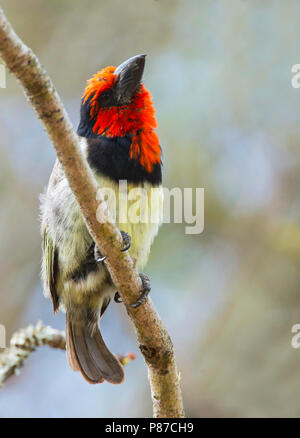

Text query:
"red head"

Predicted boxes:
[[77, 55, 161, 173]]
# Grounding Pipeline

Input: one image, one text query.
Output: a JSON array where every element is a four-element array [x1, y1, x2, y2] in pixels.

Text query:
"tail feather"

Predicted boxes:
[[66, 313, 124, 384], [65, 318, 81, 373]]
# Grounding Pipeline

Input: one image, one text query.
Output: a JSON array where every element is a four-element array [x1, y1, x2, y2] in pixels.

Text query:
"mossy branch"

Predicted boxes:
[[0, 322, 134, 387]]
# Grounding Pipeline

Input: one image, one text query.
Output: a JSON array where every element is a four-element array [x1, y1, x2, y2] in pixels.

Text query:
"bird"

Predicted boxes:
[[40, 54, 163, 384]]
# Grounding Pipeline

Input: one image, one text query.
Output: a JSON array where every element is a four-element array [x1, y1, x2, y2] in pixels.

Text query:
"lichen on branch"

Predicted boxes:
[[0, 321, 134, 387], [0, 322, 65, 387]]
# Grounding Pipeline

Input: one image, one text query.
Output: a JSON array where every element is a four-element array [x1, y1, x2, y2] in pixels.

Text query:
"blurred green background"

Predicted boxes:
[[1, 0, 300, 418]]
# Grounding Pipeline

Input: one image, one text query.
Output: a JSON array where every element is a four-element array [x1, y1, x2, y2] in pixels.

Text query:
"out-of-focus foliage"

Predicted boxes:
[[0, 0, 300, 418]]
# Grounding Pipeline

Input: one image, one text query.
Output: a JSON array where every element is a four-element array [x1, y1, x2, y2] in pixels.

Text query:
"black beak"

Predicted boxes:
[[115, 54, 146, 104]]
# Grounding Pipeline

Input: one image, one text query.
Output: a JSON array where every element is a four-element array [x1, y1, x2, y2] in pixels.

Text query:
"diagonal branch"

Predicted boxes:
[[0, 5, 184, 417]]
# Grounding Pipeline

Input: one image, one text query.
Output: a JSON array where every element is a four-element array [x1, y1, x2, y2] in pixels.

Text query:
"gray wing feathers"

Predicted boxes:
[[66, 313, 124, 384]]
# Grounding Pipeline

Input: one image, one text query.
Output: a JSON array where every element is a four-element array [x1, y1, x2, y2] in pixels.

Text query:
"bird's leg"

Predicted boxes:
[[114, 273, 151, 308], [120, 230, 131, 252]]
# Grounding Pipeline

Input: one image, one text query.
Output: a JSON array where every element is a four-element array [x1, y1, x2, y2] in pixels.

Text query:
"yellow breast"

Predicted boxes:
[[95, 175, 163, 271]]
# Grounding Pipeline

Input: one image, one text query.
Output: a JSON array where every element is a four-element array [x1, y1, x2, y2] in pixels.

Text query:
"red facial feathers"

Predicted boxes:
[[82, 66, 161, 173]]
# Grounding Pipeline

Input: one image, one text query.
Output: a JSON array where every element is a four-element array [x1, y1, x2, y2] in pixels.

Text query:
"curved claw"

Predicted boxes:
[[114, 292, 123, 303], [131, 273, 151, 308], [94, 244, 106, 263], [96, 255, 106, 262], [120, 231, 131, 252]]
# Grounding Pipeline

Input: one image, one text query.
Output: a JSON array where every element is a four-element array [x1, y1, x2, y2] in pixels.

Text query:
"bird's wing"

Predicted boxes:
[[43, 227, 59, 313]]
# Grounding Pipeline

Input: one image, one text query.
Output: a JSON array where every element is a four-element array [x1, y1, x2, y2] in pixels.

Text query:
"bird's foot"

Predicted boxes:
[[131, 273, 151, 308], [94, 244, 106, 263], [120, 231, 131, 252], [94, 231, 130, 263], [114, 273, 151, 308]]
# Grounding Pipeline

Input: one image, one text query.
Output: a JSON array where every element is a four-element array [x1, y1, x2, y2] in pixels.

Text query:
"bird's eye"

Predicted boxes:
[[101, 91, 110, 103]]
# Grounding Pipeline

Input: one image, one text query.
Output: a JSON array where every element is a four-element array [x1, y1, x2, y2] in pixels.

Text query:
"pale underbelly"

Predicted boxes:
[[55, 174, 163, 307]]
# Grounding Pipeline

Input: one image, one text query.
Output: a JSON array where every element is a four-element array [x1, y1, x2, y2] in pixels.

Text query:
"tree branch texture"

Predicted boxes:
[[0, 322, 135, 388], [0, 6, 184, 417], [0, 322, 65, 387]]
